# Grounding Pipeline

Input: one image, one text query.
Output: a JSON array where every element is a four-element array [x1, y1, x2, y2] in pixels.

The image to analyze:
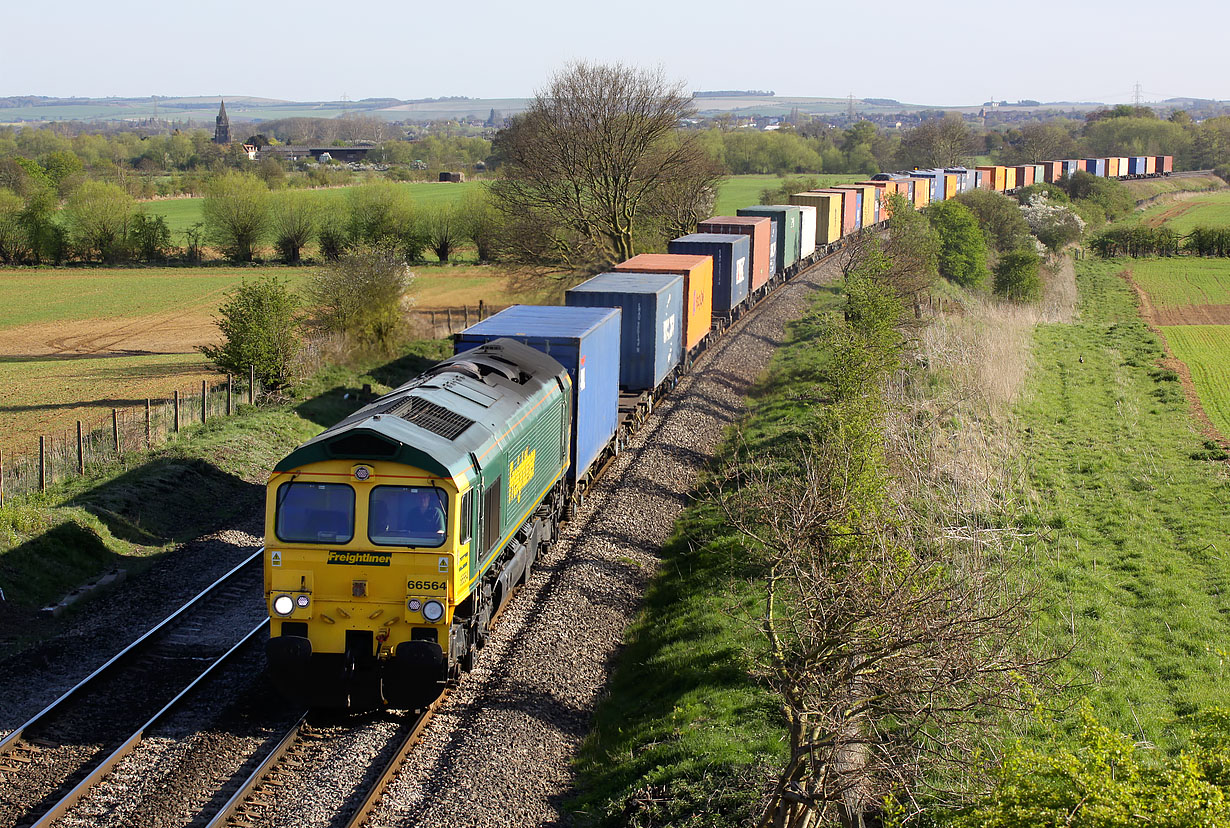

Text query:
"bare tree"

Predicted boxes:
[[899, 115, 974, 169], [490, 62, 722, 272]]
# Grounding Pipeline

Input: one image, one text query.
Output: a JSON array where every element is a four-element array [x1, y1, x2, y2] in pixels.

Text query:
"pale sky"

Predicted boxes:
[[2, 0, 1218, 106]]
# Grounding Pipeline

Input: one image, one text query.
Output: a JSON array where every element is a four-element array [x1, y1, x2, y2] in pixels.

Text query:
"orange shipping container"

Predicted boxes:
[[1040, 161, 1063, 183], [1013, 165, 1035, 188], [1107, 157, 1120, 177], [613, 254, 713, 351], [975, 166, 1002, 190], [697, 215, 772, 292], [944, 174, 959, 200], [1146, 156, 1157, 174]]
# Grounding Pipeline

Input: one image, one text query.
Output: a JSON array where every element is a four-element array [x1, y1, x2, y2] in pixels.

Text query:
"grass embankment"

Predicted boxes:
[[1121, 173, 1225, 204], [0, 340, 450, 644], [1130, 188, 1230, 233], [1126, 258, 1230, 310], [1017, 259, 1230, 745], [572, 285, 846, 825]]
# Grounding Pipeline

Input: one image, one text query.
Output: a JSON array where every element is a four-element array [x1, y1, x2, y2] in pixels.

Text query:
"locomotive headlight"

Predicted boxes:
[[422, 600, 445, 622], [273, 594, 295, 616], [296, 594, 310, 609], [407, 598, 422, 612]]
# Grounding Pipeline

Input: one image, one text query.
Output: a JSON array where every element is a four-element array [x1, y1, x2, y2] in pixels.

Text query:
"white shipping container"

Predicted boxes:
[[796, 205, 817, 258]]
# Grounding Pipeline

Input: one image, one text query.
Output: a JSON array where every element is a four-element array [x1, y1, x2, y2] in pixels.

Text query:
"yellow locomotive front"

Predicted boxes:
[[263, 339, 572, 710], [265, 458, 472, 709]]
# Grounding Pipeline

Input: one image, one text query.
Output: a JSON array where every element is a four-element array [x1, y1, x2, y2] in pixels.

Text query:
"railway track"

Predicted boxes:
[[0, 550, 265, 828]]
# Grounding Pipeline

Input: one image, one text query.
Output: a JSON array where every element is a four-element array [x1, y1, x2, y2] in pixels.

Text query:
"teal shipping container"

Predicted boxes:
[[738, 205, 801, 273]]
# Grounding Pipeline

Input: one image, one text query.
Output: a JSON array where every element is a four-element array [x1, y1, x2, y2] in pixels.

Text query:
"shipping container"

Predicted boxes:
[[566, 271, 683, 392], [1086, 158, 1106, 177], [1119, 157, 1130, 177], [796, 205, 817, 258], [668, 233, 751, 315], [1159, 155, 1173, 173], [1034, 164, 1047, 184], [1013, 165, 1035, 188], [1039, 161, 1062, 182], [697, 216, 772, 292], [944, 167, 972, 194], [613, 253, 713, 350], [1129, 156, 1147, 176], [455, 305, 620, 483], [1004, 167, 1017, 190], [911, 170, 939, 201], [975, 165, 1005, 191], [738, 205, 801, 273], [790, 192, 843, 245], [832, 185, 876, 227], [907, 176, 931, 206], [1145, 156, 1157, 175], [1106, 157, 1120, 177], [943, 173, 959, 199]]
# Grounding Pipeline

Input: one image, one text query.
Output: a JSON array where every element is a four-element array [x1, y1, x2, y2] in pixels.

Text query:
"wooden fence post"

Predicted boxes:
[[227, 374, 233, 417], [249, 364, 256, 405], [112, 409, 120, 452], [464, 305, 470, 328], [479, 299, 485, 320], [145, 399, 152, 449], [202, 380, 208, 424], [39, 436, 46, 492], [174, 390, 180, 433], [77, 421, 84, 474]]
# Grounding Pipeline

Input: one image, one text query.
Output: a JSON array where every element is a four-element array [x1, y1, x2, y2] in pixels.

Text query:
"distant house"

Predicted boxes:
[[439, 171, 465, 183], [257, 145, 373, 163], [242, 144, 257, 160]]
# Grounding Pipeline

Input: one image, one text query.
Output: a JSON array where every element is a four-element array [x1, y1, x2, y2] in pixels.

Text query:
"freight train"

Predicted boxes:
[[262, 151, 1174, 709]]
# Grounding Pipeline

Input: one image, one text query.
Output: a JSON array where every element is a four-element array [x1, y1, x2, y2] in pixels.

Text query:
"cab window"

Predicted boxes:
[[368, 486, 448, 548], [275, 482, 355, 544]]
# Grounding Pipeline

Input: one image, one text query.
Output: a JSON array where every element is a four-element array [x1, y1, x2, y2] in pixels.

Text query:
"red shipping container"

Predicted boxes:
[[1040, 161, 1063, 183], [1013, 165, 1036, 188], [697, 216, 772, 292], [613, 254, 713, 351], [1157, 155, 1174, 173]]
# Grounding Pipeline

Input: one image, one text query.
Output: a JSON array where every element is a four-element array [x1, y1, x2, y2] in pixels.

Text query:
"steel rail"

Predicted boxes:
[[24, 618, 269, 828], [201, 711, 309, 828], [343, 697, 446, 828], [0, 548, 264, 757]]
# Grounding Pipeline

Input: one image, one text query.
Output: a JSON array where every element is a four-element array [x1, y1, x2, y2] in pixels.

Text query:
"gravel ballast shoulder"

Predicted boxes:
[[374, 260, 839, 828]]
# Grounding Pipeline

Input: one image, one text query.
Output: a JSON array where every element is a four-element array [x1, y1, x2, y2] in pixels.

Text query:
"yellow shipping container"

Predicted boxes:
[[789, 193, 842, 245], [944, 174, 958, 200], [909, 178, 930, 208], [1004, 167, 1017, 190], [1107, 157, 1120, 177]]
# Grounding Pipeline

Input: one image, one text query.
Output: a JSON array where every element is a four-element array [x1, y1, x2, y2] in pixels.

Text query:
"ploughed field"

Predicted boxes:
[[0, 265, 537, 459]]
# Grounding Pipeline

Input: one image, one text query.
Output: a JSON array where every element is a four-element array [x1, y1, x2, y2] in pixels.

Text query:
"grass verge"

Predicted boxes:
[[1014, 258, 1230, 747]]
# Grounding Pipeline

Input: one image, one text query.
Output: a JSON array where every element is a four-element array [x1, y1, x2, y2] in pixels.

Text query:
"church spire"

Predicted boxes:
[[214, 99, 231, 145]]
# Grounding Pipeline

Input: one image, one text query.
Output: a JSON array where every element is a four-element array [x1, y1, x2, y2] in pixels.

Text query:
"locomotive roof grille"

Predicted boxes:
[[392, 396, 475, 440]]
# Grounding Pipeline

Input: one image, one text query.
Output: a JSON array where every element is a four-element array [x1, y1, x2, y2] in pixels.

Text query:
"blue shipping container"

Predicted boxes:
[[565, 271, 683, 392], [736, 206, 801, 273], [1130, 156, 1148, 175], [852, 190, 864, 228], [1086, 158, 1107, 177], [668, 233, 750, 315], [455, 305, 620, 483]]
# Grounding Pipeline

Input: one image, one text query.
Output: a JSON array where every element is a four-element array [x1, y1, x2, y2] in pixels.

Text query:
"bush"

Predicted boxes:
[[129, 213, 173, 262], [199, 277, 302, 388], [62, 180, 136, 263], [203, 172, 270, 262], [309, 249, 413, 353], [993, 247, 1042, 301], [953, 188, 1032, 253], [1062, 171, 1135, 222], [1019, 195, 1085, 252], [927, 200, 988, 288], [269, 190, 318, 264]]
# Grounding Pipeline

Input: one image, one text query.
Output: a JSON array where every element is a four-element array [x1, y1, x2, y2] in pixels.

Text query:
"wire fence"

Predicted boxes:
[[0, 369, 264, 506], [408, 302, 508, 339]]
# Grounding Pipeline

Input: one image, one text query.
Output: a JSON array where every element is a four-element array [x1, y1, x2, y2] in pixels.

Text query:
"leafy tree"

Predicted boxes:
[[308, 248, 412, 353], [128, 213, 173, 262], [200, 276, 302, 388], [317, 211, 350, 261], [426, 202, 463, 262], [1020, 195, 1085, 252], [1060, 171, 1135, 224], [883, 192, 939, 302], [19, 185, 61, 264], [460, 188, 501, 262], [345, 179, 414, 249], [42, 149, 84, 196], [269, 190, 318, 264], [256, 155, 286, 188], [0, 188, 30, 264], [202, 171, 270, 262], [993, 247, 1042, 300], [1009, 122, 1078, 165], [899, 114, 973, 168], [927, 200, 988, 288], [62, 180, 136, 263], [490, 61, 719, 270], [953, 189, 1032, 253]]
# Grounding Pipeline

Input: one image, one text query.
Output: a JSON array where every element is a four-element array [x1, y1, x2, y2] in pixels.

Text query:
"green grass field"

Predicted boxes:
[[712, 173, 862, 216], [142, 180, 482, 237], [1017, 259, 1230, 746], [0, 267, 314, 329], [1134, 188, 1230, 234], [1122, 174, 1225, 205], [1164, 324, 1230, 438], [1126, 258, 1230, 310]]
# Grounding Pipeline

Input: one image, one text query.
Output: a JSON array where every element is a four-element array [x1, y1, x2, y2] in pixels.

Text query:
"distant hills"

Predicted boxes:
[[0, 93, 1217, 125]]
